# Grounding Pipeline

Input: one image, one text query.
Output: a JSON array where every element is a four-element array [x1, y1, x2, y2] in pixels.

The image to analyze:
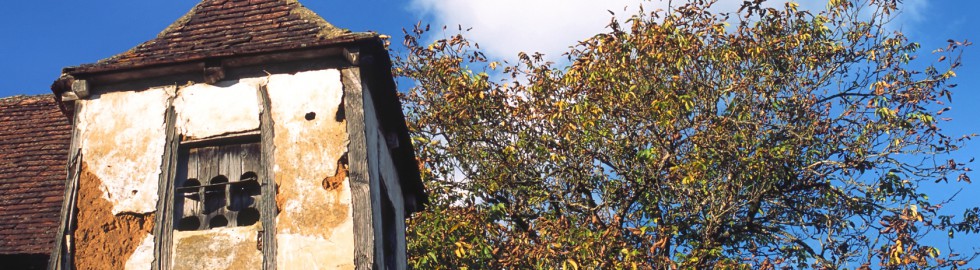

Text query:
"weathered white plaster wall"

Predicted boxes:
[[171, 225, 263, 270], [124, 234, 155, 270], [266, 69, 355, 269], [276, 218, 355, 270], [76, 86, 174, 214], [83, 69, 362, 268], [173, 78, 263, 139]]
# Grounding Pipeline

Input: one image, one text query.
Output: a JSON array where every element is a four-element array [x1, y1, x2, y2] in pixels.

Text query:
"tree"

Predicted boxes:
[[395, 0, 977, 268]]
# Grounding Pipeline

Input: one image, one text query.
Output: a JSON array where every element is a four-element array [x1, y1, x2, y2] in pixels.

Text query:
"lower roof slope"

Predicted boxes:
[[0, 95, 70, 255]]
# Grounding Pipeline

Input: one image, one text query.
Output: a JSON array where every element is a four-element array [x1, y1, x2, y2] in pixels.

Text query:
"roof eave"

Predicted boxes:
[[51, 32, 377, 97]]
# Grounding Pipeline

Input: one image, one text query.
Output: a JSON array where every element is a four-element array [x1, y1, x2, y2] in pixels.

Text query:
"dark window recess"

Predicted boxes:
[[380, 178, 398, 270], [175, 142, 262, 231]]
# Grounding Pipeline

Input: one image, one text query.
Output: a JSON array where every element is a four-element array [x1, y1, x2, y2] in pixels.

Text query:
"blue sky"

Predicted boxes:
[[1, 0, 978, 259]]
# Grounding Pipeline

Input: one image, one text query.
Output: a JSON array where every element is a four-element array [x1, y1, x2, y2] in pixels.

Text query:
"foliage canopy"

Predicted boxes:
[[395, 0, 976, 268]]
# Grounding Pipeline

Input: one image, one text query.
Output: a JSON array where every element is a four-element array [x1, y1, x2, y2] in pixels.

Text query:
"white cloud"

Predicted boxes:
[[892, 0, 928, 31], [409, 0, 652, 62], [408, 0, 927, 62]]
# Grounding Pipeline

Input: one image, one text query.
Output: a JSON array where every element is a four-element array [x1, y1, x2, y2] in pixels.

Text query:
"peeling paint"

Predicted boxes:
[[124, 234, 155, 270], [174, 78, 263, 139], [76, 86, 173, 214], [171, 225, 263, 270], [75, 162, 155, 270], [266, 69, 354, 267]]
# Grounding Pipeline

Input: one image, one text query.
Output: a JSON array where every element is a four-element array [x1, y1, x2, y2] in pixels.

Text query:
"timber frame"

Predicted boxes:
[[49, 32, 426, 269]]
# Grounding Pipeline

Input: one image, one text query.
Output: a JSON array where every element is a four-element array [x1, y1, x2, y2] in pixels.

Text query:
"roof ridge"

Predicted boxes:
[[85, 0, 355, 70], [153, 0, 347, 40]]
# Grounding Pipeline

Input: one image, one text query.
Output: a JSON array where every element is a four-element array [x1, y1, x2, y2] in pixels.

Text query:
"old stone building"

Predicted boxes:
[[43, 0, 427, 269]]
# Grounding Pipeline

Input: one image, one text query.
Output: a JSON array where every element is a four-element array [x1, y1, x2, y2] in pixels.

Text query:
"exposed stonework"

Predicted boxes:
[[266, 69, 354, 268], [76, 87, 174, 214], [173, 79, 263, 139], [171, 225, 263, 270], [75, 162, 155, 270]]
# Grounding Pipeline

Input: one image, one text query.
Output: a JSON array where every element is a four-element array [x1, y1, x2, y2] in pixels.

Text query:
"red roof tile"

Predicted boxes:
[[66, 0, 360, 74], [0, 95, 71, 255]]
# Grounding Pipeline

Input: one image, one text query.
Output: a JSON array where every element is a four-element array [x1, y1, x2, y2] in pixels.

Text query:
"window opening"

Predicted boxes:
[[175, 142, 261, 231]]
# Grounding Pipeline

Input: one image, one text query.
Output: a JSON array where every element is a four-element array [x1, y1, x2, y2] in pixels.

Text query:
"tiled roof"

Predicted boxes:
[[67, 0, 358, 74], [0, 95, 70, 255]]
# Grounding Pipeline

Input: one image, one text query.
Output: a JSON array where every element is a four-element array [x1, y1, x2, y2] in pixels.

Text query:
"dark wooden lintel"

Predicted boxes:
[[180, 130, 261, 148]]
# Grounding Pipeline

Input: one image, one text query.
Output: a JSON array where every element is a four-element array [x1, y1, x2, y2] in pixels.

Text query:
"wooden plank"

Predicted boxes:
[[224, 145, 242, 227], [224, 145, 242, 182], [258, 84, 278, 270], [180, 150, 201, 223], [243, 143, 261, 176], [152, 103, 180, 270], [186, 148, 199, 181], [48, 101, 83, 270], [199, 146, 217, 184], [48, 150, 80, 270], [360, 68, 387, 267], [343, 67, 376, 270], [179, 130, 260, 147]]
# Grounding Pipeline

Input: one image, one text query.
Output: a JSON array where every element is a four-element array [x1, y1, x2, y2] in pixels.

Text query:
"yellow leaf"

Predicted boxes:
[[567, 259, 579, 270]]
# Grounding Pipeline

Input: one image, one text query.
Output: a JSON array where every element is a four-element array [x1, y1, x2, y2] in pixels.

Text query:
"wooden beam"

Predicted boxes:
[[343, 67, 377, 270], [152, 99, 180, 270], [204, 61, 225, 84], [48, 102, 83, 270], [258, 84, 279, 270], [179, 130, 260, 148], [60, 91, 79, 102], [71, 79, 89, 99]]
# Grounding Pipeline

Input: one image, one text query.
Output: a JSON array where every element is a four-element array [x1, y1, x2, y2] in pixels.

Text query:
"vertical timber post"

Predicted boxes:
[[343, 67, 377, 269], [152, 97, 179, 270], [48, 102, 83, 270], [258, 84, 279, 270]]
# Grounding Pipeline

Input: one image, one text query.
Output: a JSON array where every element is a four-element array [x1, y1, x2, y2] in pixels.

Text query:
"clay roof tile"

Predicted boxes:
[[0, 94, 71, 255], [67, 0, 355, 74]]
